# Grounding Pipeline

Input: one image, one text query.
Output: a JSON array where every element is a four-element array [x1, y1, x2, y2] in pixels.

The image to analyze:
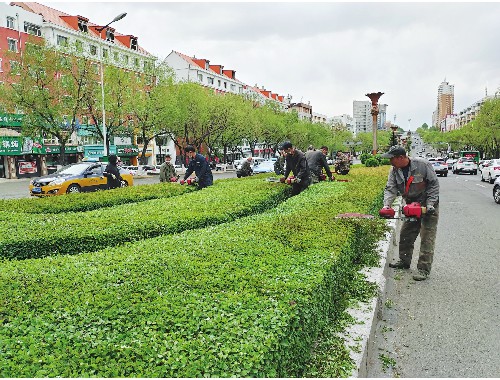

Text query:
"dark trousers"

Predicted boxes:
[[399, 204, 439, 273]]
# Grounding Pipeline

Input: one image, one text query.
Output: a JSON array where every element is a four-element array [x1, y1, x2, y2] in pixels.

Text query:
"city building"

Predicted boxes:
[[311, 111, 327, 124], [329, 114, 356, 136], [1, 2, 155, 178], [433, 79, 454, 128]]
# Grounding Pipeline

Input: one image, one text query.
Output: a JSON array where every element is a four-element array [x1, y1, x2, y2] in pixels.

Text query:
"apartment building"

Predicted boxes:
[[433, 80, 454, 127], [329, 114, 356, 136]]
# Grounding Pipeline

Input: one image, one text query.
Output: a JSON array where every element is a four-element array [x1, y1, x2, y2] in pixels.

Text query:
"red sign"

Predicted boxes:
[[18, 160, 37, 174]]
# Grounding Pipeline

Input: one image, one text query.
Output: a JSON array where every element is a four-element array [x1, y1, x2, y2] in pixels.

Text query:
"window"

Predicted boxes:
[[90, 45, 97, 56], [78, 19, 88, 33], [123, 55, 129, 65], [6, 16, 15, 29], [57, 35, 68, 46], [75, 39, 83, 52], [131, 38, 138, 51], [230, 84, 235, 91], [197, 73, 203, 82], [105, 28, 114, 43], [113, 51, 119, 61], [218, 79, 221, 87], [207, 77, 214, 85], [7, 38, 18, 52], [24, 22, 41, 36], [102, 48, 108, 59], [224, 82, 227, 89], [134, 57, 139, 68]]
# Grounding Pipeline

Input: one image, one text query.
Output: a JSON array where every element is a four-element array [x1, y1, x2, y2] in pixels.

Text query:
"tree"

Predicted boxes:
[[0, 39, 95, 164]]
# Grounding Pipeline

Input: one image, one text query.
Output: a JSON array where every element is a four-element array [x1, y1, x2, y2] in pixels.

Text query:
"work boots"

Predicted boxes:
[[389, 260, 410, 269], [412, 270, 429, 281]]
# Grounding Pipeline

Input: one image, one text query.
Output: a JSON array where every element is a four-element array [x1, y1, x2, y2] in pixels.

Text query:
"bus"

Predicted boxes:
[[459, 151, 480, 164]]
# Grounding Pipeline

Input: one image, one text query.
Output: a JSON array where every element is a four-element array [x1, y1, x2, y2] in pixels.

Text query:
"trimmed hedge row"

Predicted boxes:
[[0, 182, 196, 214], [0, 167, 389, 377], [0, 176, 290, 260]]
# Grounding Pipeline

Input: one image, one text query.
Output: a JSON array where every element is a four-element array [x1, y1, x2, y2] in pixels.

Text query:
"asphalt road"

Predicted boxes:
[[366, 172, 500, 377]]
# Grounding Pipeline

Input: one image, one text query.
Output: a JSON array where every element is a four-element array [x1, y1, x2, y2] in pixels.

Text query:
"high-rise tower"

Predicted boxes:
[[433, 80, 454, 127]]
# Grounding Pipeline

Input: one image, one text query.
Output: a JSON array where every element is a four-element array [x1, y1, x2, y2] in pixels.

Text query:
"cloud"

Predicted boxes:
[[45, 2, 500, 129]]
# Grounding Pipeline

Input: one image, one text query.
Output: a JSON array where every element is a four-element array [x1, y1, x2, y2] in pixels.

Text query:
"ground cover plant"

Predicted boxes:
[[0, 176, 290, 260], [0, 182, 196, 214], [0, 166, 389, 377]]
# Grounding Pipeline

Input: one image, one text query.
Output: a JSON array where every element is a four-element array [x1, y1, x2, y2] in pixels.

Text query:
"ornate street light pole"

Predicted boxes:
[[96, 12, 127, 160], [390, 124, 399, 147], [366, 92, 384, 155]]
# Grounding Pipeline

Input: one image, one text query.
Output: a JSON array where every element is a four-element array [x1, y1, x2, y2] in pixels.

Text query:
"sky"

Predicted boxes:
[[30, 1, 500, 130]]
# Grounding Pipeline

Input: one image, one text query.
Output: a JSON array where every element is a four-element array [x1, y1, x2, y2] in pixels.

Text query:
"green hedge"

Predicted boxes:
[[0, 176, 290, 260], [0, 182, 196, 214], [0, 167, 389, 377]]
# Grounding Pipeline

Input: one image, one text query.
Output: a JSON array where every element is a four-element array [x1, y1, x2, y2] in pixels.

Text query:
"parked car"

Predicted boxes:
[[252, 160, 275, 174], [478, 159, 492, 173], [452, 158, 477, 175], [493, 176, 500, 204], [138, 165, 159, 175], [123, 165, 139, 176], [431, 160, 448, 177], [480, 158, 500, 184], [446, 158, 457, 170], [29, 162, 133, 196]]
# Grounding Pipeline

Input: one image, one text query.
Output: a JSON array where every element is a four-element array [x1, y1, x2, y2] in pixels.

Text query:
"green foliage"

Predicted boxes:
[[359, 153, 371, 164], [0, 167, 389, 377], [365, 157, 380, 167], [0, 182, 194, 214], [0, 176, 290, 260]]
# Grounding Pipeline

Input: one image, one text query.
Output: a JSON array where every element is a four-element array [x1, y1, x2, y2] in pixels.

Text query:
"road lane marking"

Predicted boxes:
[[476, 184, 486, 188]]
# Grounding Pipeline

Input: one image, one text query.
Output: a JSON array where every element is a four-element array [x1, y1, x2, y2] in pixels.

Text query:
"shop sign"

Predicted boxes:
[[45, 145, 80, 154], [116, 145, 139, 156], [0, 113, 24, 127], [0, 136, 22, 154], [18, 160, 38, 174]]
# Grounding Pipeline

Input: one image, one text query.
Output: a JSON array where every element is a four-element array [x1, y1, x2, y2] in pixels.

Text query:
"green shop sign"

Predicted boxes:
[[0, 136, 45, 155], [0, 113, 24, 127], [45, 145, 81, 154]]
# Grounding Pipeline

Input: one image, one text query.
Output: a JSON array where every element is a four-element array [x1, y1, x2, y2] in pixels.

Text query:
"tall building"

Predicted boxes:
[[353, 101, 387, 135], [433, 80, 454, 127]]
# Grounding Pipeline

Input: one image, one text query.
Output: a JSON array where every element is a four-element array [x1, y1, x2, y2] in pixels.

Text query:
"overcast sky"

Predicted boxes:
[[40, 1, 500, 130]]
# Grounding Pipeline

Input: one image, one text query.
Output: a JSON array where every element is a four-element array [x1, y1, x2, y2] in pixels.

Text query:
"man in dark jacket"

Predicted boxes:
[[280, 141, 311, 196], [103, 154, 123, 189], [183, 145, 213, 189], [237, 157, 253, 178], [306, 145, 334, 183]]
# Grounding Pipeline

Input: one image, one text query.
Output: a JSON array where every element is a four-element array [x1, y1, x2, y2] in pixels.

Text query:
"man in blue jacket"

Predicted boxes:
[[183, 145, 213, 189]]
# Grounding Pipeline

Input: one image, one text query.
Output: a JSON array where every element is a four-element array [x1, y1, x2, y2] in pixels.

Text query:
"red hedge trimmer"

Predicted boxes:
[[180, 177, 198, 186], [337, 202, 427, 221]]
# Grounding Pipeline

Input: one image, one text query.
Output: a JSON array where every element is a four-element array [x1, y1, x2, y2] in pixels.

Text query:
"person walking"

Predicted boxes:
[[103, 154, 123, 190], [183, 145, 213, 189], [306, 145, 334, 183], [279, 141, 311, 196], [159, 154, 177, 182], [380, 146, 440, 281]]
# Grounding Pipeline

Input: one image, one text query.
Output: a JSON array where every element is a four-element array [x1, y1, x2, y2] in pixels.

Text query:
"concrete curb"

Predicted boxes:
[[342, 199, 402, 378]]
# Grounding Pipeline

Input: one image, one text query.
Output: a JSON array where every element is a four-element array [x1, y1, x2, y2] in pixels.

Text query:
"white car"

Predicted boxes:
[[452, 158, 477, 175], [445, 158, 457, 170], [252, 160, 275, 174], [480, 159, 500, 184], [123, 165, 139, 176], [493, 176, 500, 204], [430, 160, 448, 177]]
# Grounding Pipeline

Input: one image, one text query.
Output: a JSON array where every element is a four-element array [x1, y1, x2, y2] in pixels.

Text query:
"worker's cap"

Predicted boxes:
[[380, 145, 406, 158], [184, 145, 196, 152], [279, 141, 293, 150]]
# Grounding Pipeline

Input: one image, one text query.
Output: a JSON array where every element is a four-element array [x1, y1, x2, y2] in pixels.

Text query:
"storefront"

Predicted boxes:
[[83, 144, 139, 165], [0, 135, 46, 179], [45, 145, 83, 173]]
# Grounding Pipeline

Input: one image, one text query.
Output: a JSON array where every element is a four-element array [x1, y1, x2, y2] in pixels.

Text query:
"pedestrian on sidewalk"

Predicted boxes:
[[380, 146, 440, 281]]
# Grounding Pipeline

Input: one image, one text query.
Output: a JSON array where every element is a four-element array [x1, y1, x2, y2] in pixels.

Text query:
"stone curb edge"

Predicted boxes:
[[342, 199, 402, 378]]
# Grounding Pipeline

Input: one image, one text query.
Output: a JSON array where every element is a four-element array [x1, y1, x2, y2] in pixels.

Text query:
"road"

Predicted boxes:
[[0, 169, 238, 199], [366, 172, 500, 377]]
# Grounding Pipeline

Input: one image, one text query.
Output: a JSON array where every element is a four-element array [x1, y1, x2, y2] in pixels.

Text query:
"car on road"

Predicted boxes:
[[480, 158, 500, 184], [452, 158, 477, 175], [431, 160, 448, 177], [122, 165, 139, 176], [252, 160, 275, 174], [29, 162, 133, 196], [445, 158, 457, 170], [478, 159, 492, 173], [493, 176, 500, 204]]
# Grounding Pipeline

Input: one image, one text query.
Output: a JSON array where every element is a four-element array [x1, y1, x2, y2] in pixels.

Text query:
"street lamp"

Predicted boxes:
[[96, 12, 127, 159], [365, 92, 384, 155]]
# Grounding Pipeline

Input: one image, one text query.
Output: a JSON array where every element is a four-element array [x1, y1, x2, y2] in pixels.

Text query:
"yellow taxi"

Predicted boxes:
[[29, 162, 133, 196]]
